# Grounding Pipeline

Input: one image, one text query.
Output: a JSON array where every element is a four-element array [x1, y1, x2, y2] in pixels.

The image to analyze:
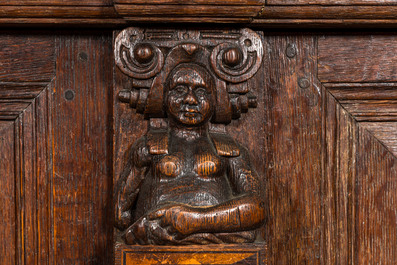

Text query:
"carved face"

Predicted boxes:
[[165, 65, 215, 126]]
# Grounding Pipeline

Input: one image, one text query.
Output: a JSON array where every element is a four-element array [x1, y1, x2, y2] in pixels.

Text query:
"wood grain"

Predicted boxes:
[[318, 35, 397, 83], [258, 6, 397, 19], [0, 120, 16, 265], [115, 0, 263, 4], [360, 122, 397, 156], [267, 0, 397, 5], [356, 126, 397, 264], [2, 0, 112, 5], [263, 35, 321, 264], [325, 82, 397, 158], [0, 89, 53, 265], [0, 34, 55, 265], [115, 4, 260, 17], [0, 36, 55, 82], [53, 34, 113, 265], [0, 6, 118, 18], [322, 87, 357, 265], [115, 242, 267, 265]]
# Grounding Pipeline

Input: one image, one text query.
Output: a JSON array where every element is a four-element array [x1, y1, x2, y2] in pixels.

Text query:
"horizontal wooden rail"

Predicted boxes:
[[1, 0, 397, 27]]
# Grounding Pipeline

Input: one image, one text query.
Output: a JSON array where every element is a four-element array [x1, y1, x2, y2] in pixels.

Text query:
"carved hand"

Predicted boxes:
[[148, 204, 199, 237]]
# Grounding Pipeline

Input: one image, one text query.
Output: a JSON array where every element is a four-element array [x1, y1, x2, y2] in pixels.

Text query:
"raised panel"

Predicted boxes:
[[319, 34, 397, 264], [0, 87, 52, 265], [0, 34, 55, 265]]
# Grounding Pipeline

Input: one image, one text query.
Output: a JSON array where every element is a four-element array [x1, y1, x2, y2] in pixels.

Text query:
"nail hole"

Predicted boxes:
[[298, 78, 310, 89], [286, 44, 297, 58], [79, 52, 88, 61], [64, 90, 75, 101]]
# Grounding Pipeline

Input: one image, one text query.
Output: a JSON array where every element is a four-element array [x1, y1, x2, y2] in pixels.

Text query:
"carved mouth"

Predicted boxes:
[[182, 111, 200, 118], [181, 107, 200, 117]]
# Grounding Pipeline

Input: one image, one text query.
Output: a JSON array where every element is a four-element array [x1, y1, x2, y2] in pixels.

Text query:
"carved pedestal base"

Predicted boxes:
[[115, 242, 267, 265]]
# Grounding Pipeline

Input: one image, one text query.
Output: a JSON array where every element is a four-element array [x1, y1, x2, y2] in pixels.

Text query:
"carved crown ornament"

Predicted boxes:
[[114, 27, 263, 124]]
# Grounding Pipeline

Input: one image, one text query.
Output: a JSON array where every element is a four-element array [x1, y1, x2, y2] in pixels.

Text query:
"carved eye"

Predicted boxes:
[[195, 87, 207, 97], [174, 85, 187, 95]]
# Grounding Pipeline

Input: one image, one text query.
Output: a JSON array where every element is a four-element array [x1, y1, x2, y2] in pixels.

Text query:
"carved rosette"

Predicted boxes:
[[114, 27, 263, 124]]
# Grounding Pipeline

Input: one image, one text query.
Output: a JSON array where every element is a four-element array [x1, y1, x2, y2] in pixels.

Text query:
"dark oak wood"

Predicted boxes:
[[262, 35, 322, 265], [113, 28, 266, 247], [267, 0, 397, 5], [4, 0, 397, 26], [0, 34, 55, 265], [318, 35, 397, 83], [115, 243, 267, 265], [52, 33, 113, 265], [318, 34, 397, 264], [2, 24, 397, 265]]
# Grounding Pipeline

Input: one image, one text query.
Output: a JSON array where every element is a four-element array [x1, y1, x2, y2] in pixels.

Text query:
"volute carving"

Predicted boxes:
[[114, 27, 265, 245]]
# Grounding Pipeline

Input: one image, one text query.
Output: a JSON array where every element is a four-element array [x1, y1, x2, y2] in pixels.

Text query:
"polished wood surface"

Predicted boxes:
[[115, 243, 267, 265], [113, 28, 266, 246], [3, 0, 397, 26], [1, 27, 397, 264]]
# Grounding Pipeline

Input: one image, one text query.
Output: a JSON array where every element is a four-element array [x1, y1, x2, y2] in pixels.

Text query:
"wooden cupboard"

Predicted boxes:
[[1, 1, 397, 264]]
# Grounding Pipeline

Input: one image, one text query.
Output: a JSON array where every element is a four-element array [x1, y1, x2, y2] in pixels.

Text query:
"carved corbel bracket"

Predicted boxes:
[[114, 27, 263, 124]]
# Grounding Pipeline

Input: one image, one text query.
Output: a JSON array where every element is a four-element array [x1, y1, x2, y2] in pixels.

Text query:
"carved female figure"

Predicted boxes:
[[115, 62, 265, 245]]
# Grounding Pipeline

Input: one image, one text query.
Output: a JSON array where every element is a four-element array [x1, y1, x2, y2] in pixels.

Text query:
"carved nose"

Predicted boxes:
[[183, 90, 198, 105]]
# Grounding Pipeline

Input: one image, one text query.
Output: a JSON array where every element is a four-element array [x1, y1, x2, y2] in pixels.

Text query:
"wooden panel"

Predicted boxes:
[[53, 34, 113, 265], [0, 90, 53, 265], [0, 35, 55, 82], [356, 126, 397, 264], [267, 0, 397, 5], [319, 36, 397, 264], [0, 33, 54, 265], [318, 36, 397, 83], [0, 120, 16, 265], [263, 35, 321, 264]]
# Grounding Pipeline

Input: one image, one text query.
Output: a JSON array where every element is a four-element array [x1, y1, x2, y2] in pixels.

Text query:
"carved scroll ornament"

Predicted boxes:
[[114, 27, 265, 245]]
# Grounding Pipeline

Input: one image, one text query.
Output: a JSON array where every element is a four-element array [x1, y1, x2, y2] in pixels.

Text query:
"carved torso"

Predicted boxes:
[[134, 133, 234, 221]]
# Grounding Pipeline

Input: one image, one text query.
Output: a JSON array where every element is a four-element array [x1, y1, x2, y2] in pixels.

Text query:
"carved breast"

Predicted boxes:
[[156, 152, 223, 179], [157, 155, 182, 178], [195, 153, 222, 178]]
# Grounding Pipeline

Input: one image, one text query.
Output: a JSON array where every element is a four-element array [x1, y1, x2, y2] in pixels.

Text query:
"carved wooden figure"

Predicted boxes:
[[114, 28, 265, 245]]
